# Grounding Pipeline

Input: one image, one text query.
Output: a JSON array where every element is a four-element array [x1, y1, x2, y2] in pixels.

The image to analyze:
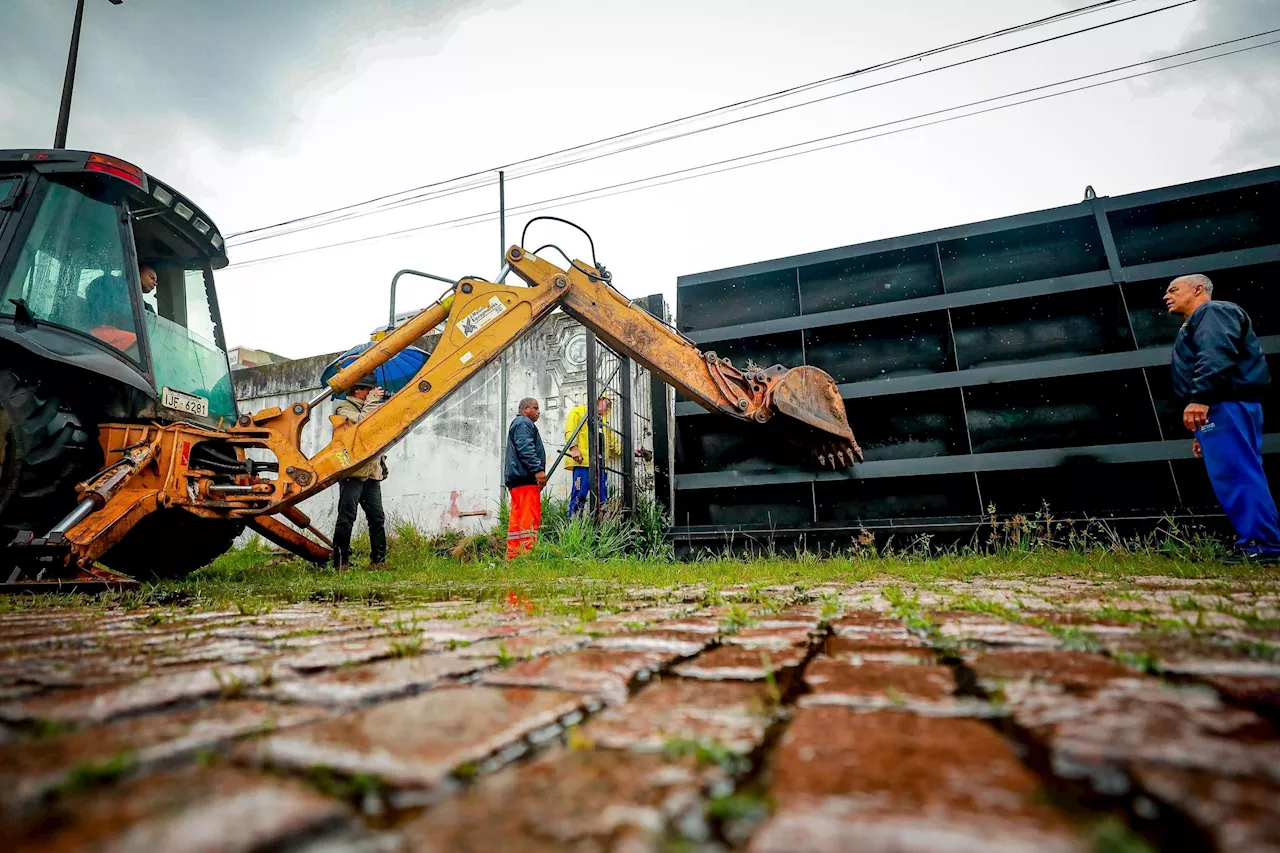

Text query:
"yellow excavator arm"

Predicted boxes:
[[13, 244, 860, 576], [311, 246, 859, 493]]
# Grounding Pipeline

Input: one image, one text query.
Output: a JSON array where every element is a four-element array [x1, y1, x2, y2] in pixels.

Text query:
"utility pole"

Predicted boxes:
[[498, 170, 506, 264], [54, 0, 123, 149]]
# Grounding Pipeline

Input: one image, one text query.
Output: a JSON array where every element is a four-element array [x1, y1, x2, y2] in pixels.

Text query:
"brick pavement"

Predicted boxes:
[[1, 576, 1278, 851]]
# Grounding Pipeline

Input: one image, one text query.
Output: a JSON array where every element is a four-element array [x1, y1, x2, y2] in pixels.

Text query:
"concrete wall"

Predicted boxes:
[[231, 312, 657, 545]]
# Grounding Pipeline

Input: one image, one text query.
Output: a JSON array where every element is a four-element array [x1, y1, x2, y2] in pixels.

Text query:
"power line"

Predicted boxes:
[[309, 0, 1192, 234], [225, 0, 1163, 242], [225, 31, 1277, 271]]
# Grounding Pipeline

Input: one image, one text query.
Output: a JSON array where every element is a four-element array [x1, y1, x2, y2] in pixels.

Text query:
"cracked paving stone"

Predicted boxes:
[[749, 707, 1087, 853], [1133, 765, 1280, 853], [461, 633, 592, 660], [591, 630, 714, 657], [933, 613, 1058, 647], [798, 655, 997, 717], [0, 663, 293, 726], [647, 617, 722, 635], [419, 624, 530, 645], [396, 748, 720, 852], [964, 648, 1135, 695], [672, 644, 807, 683], [592, 606, 689, 626], [722, 625, 813, 650], [756, 605, 822, 627], [828, 613, 924, 649], [3, 765, 352, 853], [823, 639, 935, 663], [1005, 677, 1280, 795], [1020, 611, 1141, 637], [584, 677, 779, 753], [238, 686, 586, 794], [282, 637, 411, 672], [1101, 636, 1280, 714], [267, 653, 499, 706], [0, 699, 327, 813], [482, 649, 677, 703]]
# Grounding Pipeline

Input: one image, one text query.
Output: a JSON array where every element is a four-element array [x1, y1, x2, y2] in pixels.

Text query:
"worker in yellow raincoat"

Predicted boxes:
[[564, 396, 620, 515]]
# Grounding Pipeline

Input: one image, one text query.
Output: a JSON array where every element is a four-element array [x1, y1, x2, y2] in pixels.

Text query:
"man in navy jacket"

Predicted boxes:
[[1165, 274, 1278, 564], [504, 397, 547, 559]]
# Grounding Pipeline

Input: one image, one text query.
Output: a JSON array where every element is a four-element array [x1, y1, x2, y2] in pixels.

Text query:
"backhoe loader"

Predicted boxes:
[[0, 150, 860, 590]]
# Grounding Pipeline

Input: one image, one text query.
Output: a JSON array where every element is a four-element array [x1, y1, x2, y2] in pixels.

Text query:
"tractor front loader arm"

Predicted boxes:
[[299, 246, 859, 499], [22, 245, 858, 578]]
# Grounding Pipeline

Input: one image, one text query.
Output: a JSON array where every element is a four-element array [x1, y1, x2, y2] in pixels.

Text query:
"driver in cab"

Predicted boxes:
[[88, 262, 156, 352]]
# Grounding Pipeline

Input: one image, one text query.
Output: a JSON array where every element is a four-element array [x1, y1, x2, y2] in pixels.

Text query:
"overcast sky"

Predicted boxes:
[[2, 0, 1277, 358]]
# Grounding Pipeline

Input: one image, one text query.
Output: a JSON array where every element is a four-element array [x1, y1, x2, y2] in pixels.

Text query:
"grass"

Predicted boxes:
[[0, 504, 1269, 617]]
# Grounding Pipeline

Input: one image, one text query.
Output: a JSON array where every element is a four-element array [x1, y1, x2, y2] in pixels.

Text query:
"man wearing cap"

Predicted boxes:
[[331, 376, 389, 570], [564, 396, 621, 516]]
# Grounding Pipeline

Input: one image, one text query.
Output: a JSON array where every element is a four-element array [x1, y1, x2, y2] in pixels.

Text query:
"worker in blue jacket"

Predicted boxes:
[[1164, 274, 1279, 565]]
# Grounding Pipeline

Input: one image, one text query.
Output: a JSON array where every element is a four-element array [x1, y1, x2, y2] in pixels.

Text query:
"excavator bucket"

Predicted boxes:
[[769, 366, 863, 469]]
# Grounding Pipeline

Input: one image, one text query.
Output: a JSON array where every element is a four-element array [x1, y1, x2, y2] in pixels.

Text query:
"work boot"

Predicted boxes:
[[369, 562, 389, 570]]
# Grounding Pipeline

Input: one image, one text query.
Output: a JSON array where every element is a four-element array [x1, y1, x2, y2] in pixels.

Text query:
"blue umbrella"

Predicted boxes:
[[320, 342, 430, 400]]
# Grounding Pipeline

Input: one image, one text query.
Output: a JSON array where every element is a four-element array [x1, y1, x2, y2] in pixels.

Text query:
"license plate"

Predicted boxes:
[[161, 387, 209, 418]]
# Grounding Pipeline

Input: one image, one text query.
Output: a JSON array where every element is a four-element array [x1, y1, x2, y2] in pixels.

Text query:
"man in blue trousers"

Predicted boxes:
[[1165, 274, 1279, 565]]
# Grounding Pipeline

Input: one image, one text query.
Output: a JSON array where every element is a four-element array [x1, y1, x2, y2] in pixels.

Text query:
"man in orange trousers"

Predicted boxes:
[[504, 397, 547, 559]]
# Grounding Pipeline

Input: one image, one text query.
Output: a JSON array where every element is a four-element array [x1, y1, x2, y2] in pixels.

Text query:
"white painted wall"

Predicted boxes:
[[232, 312, 658, 546]]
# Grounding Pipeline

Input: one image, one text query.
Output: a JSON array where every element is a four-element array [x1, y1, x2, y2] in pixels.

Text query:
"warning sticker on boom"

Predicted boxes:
[[458, 296, 507, 338]]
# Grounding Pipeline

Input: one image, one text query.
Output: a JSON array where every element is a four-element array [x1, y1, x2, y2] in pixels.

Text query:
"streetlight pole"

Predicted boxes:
[[53, 0, 123, 149]]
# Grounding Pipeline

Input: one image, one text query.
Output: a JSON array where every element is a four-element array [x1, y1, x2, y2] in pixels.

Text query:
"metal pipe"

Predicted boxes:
[[207, 484, 254, 494], [53, 0, 85, 148], [388, 268, 458, 330], [330, 300, 449, 395], [494, 262, 511, 284], [499, 170, 506, 269], [307, 387, 334, 408], [49, 498, 95, 536]]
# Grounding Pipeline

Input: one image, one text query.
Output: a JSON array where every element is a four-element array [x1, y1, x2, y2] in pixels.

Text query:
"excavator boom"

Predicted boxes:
[[9, 243, 860, 577]]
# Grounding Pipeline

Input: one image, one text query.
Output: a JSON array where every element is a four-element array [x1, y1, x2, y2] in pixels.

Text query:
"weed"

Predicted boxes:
[[306, 765, 385, 805], [1113, 650, 1162, 675], [706, 791, 770, 822], [1091, 817, 1157, 853], [52, 752, 139, 799], [761, 651, 782, 707], [388, 635, 424, 658], [212, 668, 247, 699], [1230, 638, 1280, 662], [819, 594, 842, 623], [1040, 624, 1106, 654], [662, 737, 748, 775], [720, 605, 757, 635], [30, 718, 77, 739], [495, 641, 515, 667]]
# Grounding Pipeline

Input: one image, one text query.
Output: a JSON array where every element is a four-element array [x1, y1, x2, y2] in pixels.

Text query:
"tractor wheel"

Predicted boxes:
[[0, 367, 99, 544], [100, 509, 245, 580]]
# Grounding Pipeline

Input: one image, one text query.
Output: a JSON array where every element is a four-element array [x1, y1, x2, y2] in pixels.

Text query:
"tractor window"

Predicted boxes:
[[183, 266, 220, 345], [137, 246, 235, 422], [1, 181, 139, 357]]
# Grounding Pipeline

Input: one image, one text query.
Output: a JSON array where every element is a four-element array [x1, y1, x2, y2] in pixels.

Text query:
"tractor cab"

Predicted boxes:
[[0, 149, 236, 427]]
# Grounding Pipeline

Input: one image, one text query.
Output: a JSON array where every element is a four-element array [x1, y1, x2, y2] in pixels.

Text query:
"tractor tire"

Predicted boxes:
[[99, 509, 245, 580], [0, 367, 99, 543]]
